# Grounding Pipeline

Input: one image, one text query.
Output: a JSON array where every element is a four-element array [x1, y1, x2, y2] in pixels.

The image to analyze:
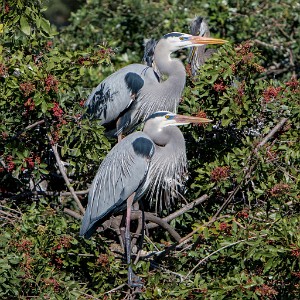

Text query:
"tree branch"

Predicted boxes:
[[100, 211, 181, 242], [254, 118, 288, 153], [212, 118, 288, 220], [183, 234, 267, 280], [12, 119, 45, 140], [147, 194, 209, 229], [63, 208, 83, 219], [47, 133, 85, 214]]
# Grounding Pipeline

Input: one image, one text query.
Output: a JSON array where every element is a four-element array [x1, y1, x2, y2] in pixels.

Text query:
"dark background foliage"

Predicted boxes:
[[0, 0, 299, 299]]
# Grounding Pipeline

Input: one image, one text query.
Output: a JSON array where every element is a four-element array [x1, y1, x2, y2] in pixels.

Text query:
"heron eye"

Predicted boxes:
[[165, 115, 170, 119], [179, 37, 184, 41]]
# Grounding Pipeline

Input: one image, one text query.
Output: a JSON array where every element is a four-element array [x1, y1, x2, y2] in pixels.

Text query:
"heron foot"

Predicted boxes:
[[128, 266, 143, 288]]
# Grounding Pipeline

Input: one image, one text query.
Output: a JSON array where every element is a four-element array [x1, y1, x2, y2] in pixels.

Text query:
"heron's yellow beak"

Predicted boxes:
[[174, 114, 213, 125], [190, 36, 227, 45]]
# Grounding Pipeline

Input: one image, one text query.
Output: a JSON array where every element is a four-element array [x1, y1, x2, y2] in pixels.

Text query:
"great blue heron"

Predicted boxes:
[[188, 16, 217, 77], [85, 33, 225, 138], [143, 17, 216, 78], [80, 111, 212, 286]]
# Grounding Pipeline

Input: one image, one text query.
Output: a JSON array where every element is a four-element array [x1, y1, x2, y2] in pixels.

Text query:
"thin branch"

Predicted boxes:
[[24, 119, 45, 131], [63, 208, 82, 219], [183, 234, 267, 280], [212, 118, 288, 220], [179, 215, 231, 245], [288, 48, 295, 73], [253, 39, 280, 49], [103, 284, 126, 295], [0, 209, 21, 220], [140, 212, 181, 242], [47, 133, 85, 214], [254, 118, 288, 153], [0, 158, 6, 168], [147, 194, 209, 229], [100, 211, 181, 242], [151, 261, 189, 283], [12, 120, 45, 139], [0, 204, 22, 215]]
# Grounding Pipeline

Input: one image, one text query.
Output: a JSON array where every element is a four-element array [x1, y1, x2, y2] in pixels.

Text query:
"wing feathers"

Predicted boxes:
[[80, 132, 154, 238]]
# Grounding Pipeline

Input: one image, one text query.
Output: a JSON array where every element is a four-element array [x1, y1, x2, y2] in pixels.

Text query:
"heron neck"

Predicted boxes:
[[154, 44, 186, 81], [154, 55, 186, 99], [144, 125, 185, 150]]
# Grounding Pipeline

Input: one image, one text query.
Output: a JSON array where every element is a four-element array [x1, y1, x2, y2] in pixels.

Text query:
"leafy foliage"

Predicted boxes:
[[1, 0, 300, 299], [0, 0, 112, 195]]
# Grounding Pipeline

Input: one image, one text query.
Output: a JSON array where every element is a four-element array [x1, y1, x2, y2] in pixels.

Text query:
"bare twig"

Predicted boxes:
[[24, 120, 45, 131], [212, 118, 288, 221], [253, 39, 280, 49], [100, 211, 181, 242], [47, 133, 85, 214], [142, 212, 181, 242], [147, 194, 209, 229], [254, 118, 288, 153], [183, 234, 267, 280], [12, 120, 45, 140], [0, 204, 22, 215], [103, 284, 126, 295], [0, 209, 21, 220], [178, 215, 231, 246], [0, 158, 6, 168], [63, 208, 82, 219]]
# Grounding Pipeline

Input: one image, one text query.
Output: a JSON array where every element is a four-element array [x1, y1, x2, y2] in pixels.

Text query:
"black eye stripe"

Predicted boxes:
[[163, 32, 183, 39]]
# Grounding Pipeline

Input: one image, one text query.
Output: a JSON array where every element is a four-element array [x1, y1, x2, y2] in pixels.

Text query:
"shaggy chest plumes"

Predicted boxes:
[[144, 126, 187, 212]]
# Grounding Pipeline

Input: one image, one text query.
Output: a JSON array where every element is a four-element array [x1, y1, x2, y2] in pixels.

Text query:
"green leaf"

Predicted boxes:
[[40, 18, 51, 35], [221, 118, 231, 127], [20, 16, 31, 35], [220, 107, 230, 115]]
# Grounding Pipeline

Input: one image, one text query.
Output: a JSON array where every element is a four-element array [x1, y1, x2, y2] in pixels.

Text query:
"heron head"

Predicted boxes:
[[190, 17, 210, 37], [162, 32, 227, 52], [145, 111, 213, 128]]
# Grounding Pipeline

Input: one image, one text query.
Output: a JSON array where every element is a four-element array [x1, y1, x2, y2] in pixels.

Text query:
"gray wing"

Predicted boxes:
[[85, 64, 159, 124], [142, 39, 161, 80], [80, 132, 155, 238]]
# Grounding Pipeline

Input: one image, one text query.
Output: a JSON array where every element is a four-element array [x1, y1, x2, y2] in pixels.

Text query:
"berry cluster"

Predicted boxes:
[[0, 63, 8, 77], [44, 75, 59, 93], [43, 278, 60, 292], [24, 97, 35, 112], [211, 166, 230, 182], [213, 80, 226, 92], [6, 155, 15, 172], [263, 86, 282, 103], [269, 183, 290, 197], [255, 284, 278, 297], [52, 102, 63, 118], [20, 82, 36, 97], [96, 253, 109, 268]]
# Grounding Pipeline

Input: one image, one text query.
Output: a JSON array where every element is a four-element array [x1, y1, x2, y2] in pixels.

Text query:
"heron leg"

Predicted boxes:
[[116, 118, 123, 143], [126, 193, 143, 288], [117, 134, 122, 143]]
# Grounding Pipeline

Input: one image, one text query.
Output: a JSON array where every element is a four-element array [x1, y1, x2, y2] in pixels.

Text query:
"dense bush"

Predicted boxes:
[[1, 0, 300, 299]]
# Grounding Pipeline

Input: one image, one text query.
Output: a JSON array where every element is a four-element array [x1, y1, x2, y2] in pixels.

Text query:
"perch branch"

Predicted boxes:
[[100, 211, 181, 242], [63, 208, 82, 220], [47, 133, 85, 214], [147, 194, 209, 229]]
